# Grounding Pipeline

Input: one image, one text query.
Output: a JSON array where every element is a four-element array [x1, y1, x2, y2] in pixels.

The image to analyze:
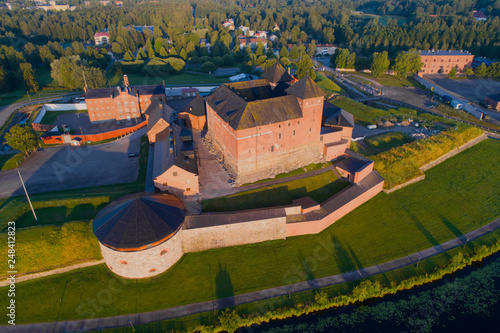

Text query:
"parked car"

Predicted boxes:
[[128, 153, 139, 157]]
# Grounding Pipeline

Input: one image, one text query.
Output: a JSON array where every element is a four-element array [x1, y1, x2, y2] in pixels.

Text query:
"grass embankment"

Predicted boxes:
[[347, 72, 425, 88], [351, 131, 416, 156], [434, 104, 500, 131], [0, 152, 25, 171], [106, 69, 229, 87], [331, 96, 416, 125], [40, 109, 88, 125], [0, 221, 101, 278], [242, 162, 332, 186], [373, 124, 484, 189], [5, 139, 499, 324], [97, 231, 500, 333], [315, 72, 342, 96], [365, 131, 415, 150], [203, 170, 349, 212]]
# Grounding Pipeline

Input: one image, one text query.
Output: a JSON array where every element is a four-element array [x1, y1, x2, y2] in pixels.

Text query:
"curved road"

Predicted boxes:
[[3, 216, 500, 333]]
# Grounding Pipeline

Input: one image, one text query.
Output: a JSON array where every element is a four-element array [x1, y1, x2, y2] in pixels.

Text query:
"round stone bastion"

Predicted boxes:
[[92, 192, 186, 279]]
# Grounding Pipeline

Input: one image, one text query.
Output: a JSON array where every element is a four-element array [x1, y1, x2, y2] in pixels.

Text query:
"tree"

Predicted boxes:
[[0, 65, 7, 91], [169, 47, 178, 57], [289, 45, 299, 61], [280, 57, 291, 67], [474, 63, 487, 77], [20, 63, 39, 94], [223, 54, 235, 66], [370, 51, 390, 77], [392, 49, 422, 79], [464, 67, 474, 78], [296, 55, 315, 80], [159, 47, 168, 58], [335, 49, 349, 69], [124, 51, 134, 62], [5, 125, 40, 156], [486, 63, 500, 78], [279, 46, 289, 58], [179, 48, 188, 60], [448, 67, 456, 79], [255, 41, 264, 57], [200, 61, 216, 73], [112, 43, 124, 56], [308, 40, 317, 57], [346, 52, 356, 69]]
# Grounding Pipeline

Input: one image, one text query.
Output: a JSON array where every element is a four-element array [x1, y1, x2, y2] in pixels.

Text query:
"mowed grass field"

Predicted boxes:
[[0, 221, 101, 278], [203, 170, 349, 212], [5, 139, 499, 324]]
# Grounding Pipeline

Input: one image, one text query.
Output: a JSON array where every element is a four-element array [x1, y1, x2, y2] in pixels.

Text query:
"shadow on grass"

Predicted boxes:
[[297, 250, 317, 288], [215, 264, 235, 308], [403, 207, 440, 247], [441, 215, 464, 239]]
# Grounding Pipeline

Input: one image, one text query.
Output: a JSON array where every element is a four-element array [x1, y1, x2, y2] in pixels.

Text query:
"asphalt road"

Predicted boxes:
[[0, 128, 145, 198]]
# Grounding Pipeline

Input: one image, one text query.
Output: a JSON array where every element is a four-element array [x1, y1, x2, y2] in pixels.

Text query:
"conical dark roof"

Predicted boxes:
[[182, 94, 206, 116], [261, 62, 293, 83], [285, 75, 325, 99], [93, 193, 186, 250]]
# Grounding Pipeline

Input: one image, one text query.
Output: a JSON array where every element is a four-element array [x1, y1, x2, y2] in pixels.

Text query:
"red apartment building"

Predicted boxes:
[[418, 50, 474, 75], [85, 75, 165, 123]]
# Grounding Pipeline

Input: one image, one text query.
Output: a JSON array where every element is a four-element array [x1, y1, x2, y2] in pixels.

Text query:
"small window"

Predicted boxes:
[[120, 261, 128, 265], [124, 102, 128, 107], [160, 249, 168, 255], [293, 130, 296, 136], [162, 182, 168, 186], [186, 188, 191, 191], [309, 128, 311, 132], [320, 136, 323, 141], [298, 121, 300, 124], [279, 125, 281, 128], [149, 268, 157, 273], [271, 146, 274, 152], [288, 122, 290, 126], [279, 133, 281, 139], [173, 172, 178, 176]]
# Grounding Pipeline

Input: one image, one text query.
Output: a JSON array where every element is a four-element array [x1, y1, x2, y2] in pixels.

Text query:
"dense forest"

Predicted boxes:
[[0, 0, 499, 93]]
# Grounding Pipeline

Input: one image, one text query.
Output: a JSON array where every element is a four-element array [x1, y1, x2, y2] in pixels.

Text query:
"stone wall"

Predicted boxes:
[[182, 217, 286, 253], [99, 231, 184, 279]]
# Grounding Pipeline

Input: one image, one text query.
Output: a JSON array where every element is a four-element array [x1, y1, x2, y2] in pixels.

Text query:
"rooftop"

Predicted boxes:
[[420, 49, 473, 56], [85, 85, 164, 99], [322, 102, 354, 127], [92, 193, 186, 250], [261, 62, 293, 84], [181, 94, 206, 117], [285, 75, 326, 100]]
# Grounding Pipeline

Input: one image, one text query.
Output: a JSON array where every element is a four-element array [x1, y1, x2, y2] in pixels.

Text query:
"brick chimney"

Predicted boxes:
[[123, 75, 129, 87]]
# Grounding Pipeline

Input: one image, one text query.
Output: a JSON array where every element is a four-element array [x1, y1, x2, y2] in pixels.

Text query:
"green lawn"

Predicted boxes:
[[4, 139, 499, 324], [349, 72, 425, 88], [0, 221, 101, 278], [331, 96, 417, 125], [0, 67, 71, 107], [106, 70, 229, 87], [434, 104, 500, 131], [0, 151, 25, 171], [242, 162, 333, 186], [315, 72, 342, 96], [97, 229, 500, 333], [40, 109, 87, 125], [203, 170, 349, 212], [365, 131, 415, 151]]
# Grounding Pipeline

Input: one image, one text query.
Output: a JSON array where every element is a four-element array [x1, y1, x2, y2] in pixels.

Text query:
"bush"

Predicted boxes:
[[199, 56, 213, 64], [201, 61, 217, 73], [223, 54, 235, 66], [189, 56, 200, 64], [212, 56, 224, 67]]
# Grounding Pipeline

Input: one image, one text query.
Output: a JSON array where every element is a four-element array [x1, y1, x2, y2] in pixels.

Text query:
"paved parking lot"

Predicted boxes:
[[425, 74, 500, 104], [0, 128, 145, 198], [52, 113, 142, 135]]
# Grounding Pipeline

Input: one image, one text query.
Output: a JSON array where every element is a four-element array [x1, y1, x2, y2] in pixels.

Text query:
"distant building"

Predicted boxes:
[[472, 57, 495, 68], [269, 34, 278, 42], [473, 10, 487, 21], [94, 32, 110, 45], [85, 75, 165, 123], [485, 94, 500, 111], [418, 50, 474, 75], [273, 23, 280, 31], [37, 0, 71, 11], [222, 18, 235, 30], [255, 31, 267, 39], [316, 44, 337, 55], [239, 37, 267, 49]]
